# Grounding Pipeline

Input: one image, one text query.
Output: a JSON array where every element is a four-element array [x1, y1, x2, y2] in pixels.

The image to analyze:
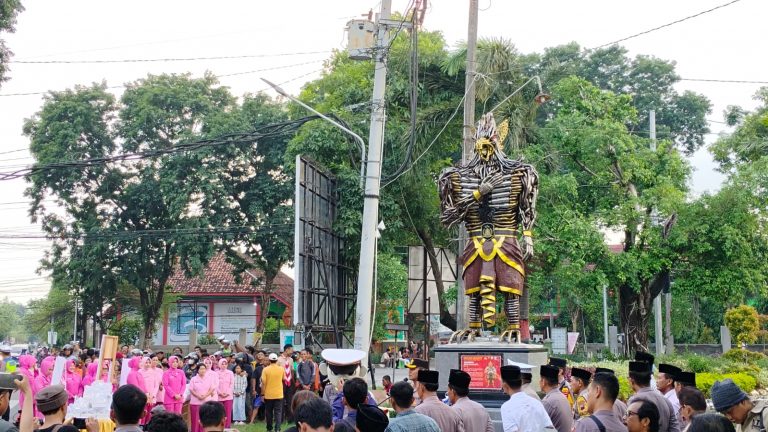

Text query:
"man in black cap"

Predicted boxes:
[[674, 371, 696, 395], [414, 370, 465, 432], [594, 368, 628, 420], [574, 372, 627, 432], [627, 361, 680, 432], [570, 367, 592, 419], [540, 365, 573, 432], [356, 404, 389, 432], [657, 364, 682, 420], [711, 378, 767, 432], [634, 351, 658, 391], [500, 365, 554, 432], [447, 369, 493, 432], [549, 357, 574, 407]]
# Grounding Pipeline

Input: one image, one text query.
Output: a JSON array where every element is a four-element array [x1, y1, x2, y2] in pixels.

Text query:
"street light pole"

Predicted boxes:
[[260, 79, 366, 187]]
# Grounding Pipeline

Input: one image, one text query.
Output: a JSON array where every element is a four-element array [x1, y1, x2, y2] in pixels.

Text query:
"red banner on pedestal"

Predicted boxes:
[[460, 354, 502, 390]]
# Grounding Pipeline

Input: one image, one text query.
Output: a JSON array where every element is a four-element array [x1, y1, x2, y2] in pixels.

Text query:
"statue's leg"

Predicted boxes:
[[468, 292, 482, 329], [502, 292, 521, 342], [480, 282, 496, 327]]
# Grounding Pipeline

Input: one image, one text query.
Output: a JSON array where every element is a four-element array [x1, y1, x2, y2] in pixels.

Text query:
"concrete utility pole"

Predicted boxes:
[[603, 284, 609, 347], [456, 0, 479, 331], [665, 285, 673, 354], [354, 0, 392, 355], [650, 109, 664, 355]]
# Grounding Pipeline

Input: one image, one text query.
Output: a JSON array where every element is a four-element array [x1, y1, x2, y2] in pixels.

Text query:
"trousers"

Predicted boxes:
[[264, 398, 283, 432]]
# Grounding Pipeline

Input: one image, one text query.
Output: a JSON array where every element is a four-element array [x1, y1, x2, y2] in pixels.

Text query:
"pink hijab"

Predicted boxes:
[[64, 360, 82, 401], [126, 356, 147, 391], [82, 362, 99, 387], [17, 355, 37, 414], [33, 356, 56, 392]]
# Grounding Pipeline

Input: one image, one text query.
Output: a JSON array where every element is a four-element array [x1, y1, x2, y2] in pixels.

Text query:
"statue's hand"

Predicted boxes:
[[479, 173, 504, 196], [522, 235, 534, 261]]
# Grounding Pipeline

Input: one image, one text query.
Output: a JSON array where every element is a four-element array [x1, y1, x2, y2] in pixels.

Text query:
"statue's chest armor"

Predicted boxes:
[[457, 171, 522, 209]]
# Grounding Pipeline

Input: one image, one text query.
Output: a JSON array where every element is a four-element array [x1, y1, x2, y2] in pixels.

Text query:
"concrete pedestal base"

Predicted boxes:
[[433, 339, 549, 432]]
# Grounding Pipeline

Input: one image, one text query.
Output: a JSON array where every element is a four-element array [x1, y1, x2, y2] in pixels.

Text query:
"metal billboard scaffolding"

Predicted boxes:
[[293, 156, 356, 350], [407, 246, 457, 355]]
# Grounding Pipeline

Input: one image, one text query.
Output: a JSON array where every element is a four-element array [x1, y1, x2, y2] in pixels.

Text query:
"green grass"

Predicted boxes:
[[227, 421, 286, 431]]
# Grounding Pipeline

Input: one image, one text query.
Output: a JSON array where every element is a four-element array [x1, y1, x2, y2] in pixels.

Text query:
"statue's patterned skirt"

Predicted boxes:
[[461, 235, 525, 295]]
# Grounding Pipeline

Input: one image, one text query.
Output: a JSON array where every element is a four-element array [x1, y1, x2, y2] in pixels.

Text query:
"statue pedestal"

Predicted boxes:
[[433, 338, 548, 399], [433, 339, 549, 432]]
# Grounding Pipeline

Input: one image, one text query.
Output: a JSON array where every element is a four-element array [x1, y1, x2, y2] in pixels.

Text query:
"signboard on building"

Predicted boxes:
[[460, 354, 502, 391], [214, 302, 256, 334]]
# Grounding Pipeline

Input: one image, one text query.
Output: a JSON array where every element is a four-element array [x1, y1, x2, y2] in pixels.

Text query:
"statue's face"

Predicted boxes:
[[475, 137, 495, 161]]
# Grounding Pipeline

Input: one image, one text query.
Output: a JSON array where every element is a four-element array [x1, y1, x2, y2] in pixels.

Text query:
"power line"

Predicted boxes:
[[0, 224, 294, 241], [11, 50, 332, 65], [680, 78, 768, 85], [0, 60, 325, 97], [590, 0, 744, 50]]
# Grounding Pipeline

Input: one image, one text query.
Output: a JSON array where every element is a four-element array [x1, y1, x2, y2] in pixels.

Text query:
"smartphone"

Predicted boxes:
[[0, 373, 21, 390], [73, 418, 87, 429]]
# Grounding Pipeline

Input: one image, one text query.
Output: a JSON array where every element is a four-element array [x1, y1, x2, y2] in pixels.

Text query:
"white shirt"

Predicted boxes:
[[663, 388, 681, 421], [501, 391, 555, 432]]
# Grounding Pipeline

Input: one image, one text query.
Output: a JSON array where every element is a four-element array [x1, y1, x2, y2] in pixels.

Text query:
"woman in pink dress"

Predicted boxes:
[[64, 360, 83, 403], [151, 356, 165, 408], [33, 356, 56, 418], [126, 356, 146, 390], [138, 357, 158, 424], [216, 358, 235, 428], [17, 355, 37, 418], [203, 358, 219, 401], [161, 356, 186, 414], [81, 362, 99, 388], [189, 363, 217, 432]]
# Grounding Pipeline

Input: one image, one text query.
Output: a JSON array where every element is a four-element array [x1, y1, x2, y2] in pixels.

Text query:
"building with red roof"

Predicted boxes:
[[153, 253, 294, 345]]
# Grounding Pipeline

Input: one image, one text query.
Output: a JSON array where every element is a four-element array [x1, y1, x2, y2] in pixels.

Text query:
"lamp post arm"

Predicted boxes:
[[261, 78, 366, 187]]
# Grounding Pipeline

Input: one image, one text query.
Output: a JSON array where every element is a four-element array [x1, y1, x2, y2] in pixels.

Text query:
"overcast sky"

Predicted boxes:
[[0, 0, 763, 303]]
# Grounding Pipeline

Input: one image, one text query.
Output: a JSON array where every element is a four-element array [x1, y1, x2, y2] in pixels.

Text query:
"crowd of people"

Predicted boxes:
[[0, 342, 765, 432]]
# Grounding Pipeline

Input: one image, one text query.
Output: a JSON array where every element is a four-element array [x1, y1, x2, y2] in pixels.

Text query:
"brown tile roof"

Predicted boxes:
[[608, 244, 624, 254], [168, 253, 293, 306]]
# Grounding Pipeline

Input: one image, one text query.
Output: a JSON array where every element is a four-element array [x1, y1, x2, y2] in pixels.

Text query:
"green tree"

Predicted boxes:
[[24, 75, 236, 348], [25, 284, 74, 343], [107, 317, 143, 346], [0, 0, 23, 87], [534, 76, 689, 353], [186, 93, 296, 335], [372, 252, 408, 342], [711, 87, 768, 171], [286, 26, 465, 330], [724, 305, 760, 345]]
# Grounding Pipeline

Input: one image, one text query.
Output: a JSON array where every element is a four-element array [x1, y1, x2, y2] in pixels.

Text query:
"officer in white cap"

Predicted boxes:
[[319, 349, 373, 423]]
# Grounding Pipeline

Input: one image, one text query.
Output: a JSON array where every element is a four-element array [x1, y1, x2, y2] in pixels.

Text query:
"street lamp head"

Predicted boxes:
[[534, 93, 551, 105], [260, 78, 289, 97]]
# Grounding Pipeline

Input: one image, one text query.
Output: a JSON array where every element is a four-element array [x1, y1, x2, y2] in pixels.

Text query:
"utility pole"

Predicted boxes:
[[665, 283, 673, 354], [456, 0, 479, 332], [603, 284, 609, 347], [73, 298, 78, 343], [650, 109, 663, 355], [353, 0, 392, 356]]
